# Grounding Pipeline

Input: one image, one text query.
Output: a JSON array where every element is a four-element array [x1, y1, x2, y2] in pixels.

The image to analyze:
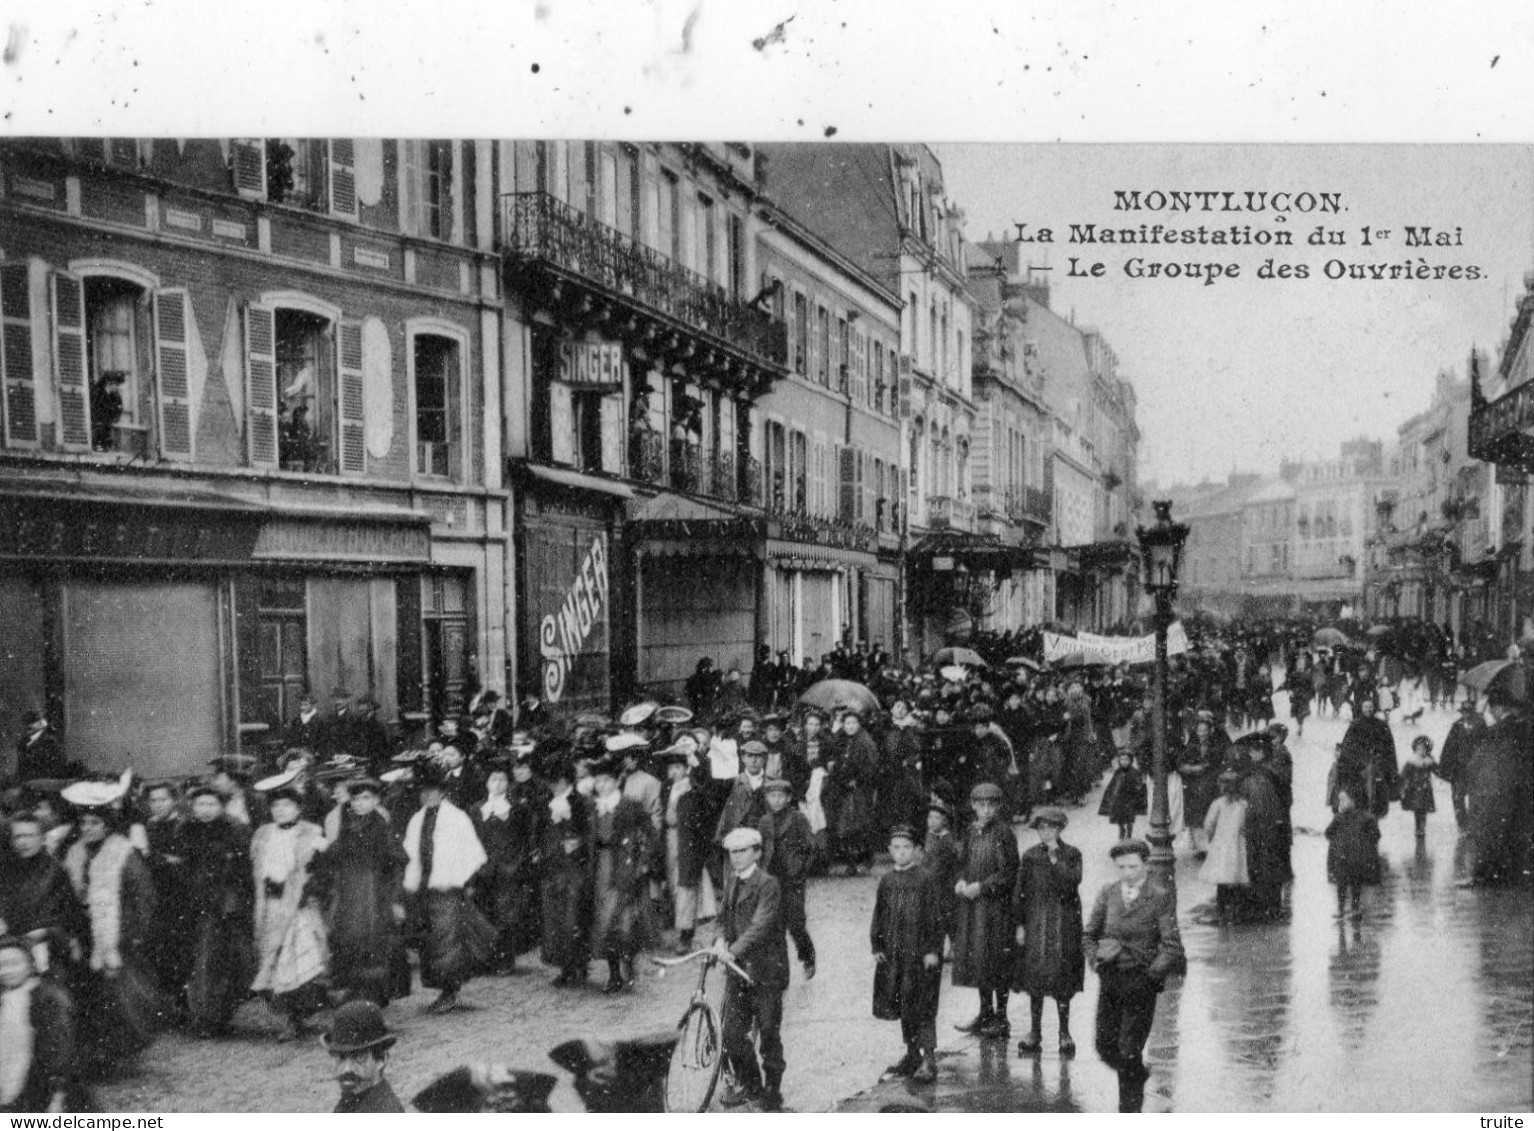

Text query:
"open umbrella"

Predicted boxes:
[[1459, 659, 1528, 702], [932, 646, 987, 668], [797, 679, 881, 715], [1312, 627, 1355, 648]]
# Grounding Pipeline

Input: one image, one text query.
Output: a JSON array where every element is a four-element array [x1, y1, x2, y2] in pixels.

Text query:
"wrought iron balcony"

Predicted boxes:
[[1004, 485, 1052, 525], [738, 455, 763, 507], [503, 191, 788, 374], [670, 442, 700, 494], [709, 452, 738, 503], [631, 427, 666, 485]]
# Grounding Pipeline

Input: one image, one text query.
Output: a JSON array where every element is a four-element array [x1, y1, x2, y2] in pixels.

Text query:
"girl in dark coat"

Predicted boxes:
[[1326, 787, 1380, 918], [1336, 696, 1400, 819], [1179, 714, 1229, 853], [951, 782, 1019, 1040], [1398, 735, 1437, 839], [540, 761, 595, 987], [310, 779, 411, 1007], [827, 713, 880, 873], [1011, 808, 1084, 1058], [871, 826, 944, 1083], [1238, 739, 1294, 921], [1098, 752, 1148, 841]]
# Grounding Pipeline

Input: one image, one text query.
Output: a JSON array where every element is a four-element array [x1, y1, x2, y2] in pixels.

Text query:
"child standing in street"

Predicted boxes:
[[1098, 751, 1148, 841], [921, 797, 961, 953], [1200, 769, 1250, 920], [1398, 735, 1438, 840], [1325, 787, 1381, 919], [871, 825, 944, 1084]]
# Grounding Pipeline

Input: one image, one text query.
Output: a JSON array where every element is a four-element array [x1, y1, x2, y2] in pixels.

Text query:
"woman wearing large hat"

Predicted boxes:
[[59, 776, 163, 1074], [586, 754, 656, 993]]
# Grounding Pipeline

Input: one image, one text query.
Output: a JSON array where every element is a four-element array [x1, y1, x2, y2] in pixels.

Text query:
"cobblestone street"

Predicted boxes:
[[94, 690, 1532, 1112]]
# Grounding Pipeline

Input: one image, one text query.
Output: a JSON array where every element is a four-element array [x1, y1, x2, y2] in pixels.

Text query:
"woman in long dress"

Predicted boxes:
[[587, 756, 655, 993], [309, 777, 410, 1006], [540, 757, 595, 987], [180, 785, 255, 1038], [249, 785, 329, 1040], [1011, 807, 1084, 1058], [1200, 770, 1250, 919]]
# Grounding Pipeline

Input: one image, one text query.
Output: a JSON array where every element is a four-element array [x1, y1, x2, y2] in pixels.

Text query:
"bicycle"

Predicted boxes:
[[651, 948, 754, 1112]]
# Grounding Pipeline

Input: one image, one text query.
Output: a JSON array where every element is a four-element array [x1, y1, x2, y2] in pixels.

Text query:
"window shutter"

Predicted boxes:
[[402, 140, 422, 235], [861, 451, 874, 524], [599, 392, 623, 474], [337, 321, 366, 475], [444, 337, 463, 482], [153, 287, 194, 460], [50, 271, 91, 451], [0, 262, 38, 449], [328, 139, 358, 219], [231, 138, 267, 200], [550, 383, 574, 465], [243, 303, 279, 467], [838, 443, 857, 523]]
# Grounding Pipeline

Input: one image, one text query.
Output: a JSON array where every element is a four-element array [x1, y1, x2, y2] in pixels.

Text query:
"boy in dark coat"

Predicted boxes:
[[1098, 751, 1148, 841], [758, 779, 816, 977], [871, 825, 943, 1084], [951, 782, 1019, 1040], [1325, 787, 1380, 918], [921, 798, 961, 948]]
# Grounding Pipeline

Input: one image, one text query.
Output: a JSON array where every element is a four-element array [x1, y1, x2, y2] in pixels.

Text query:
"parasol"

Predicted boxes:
[[933, 646, 987, 668], [1459, 659, 1527, 702], [797, 679, 881, 714]]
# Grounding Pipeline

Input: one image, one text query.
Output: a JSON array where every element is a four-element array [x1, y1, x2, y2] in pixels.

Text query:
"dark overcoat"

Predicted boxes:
[[950, 819, 1018, 988], [871, 865, 944, 1022], [1011, 841, 1084, 999], [718, 866, 788, 989]]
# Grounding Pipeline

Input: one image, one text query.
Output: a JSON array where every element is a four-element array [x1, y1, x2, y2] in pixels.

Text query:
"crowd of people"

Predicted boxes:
[[0, 614, 1528, 1113]]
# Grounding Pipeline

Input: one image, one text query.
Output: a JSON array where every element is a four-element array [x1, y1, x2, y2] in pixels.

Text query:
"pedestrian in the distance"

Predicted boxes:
[[871, 825, 943, 1084], [1434, 699, 1483, 831], [1200, 770, 1250, 920], [1398, 736, 1438, 840], [540, 759, 595, 988], [951, 782, 1019, 1040], [1084, 839, 1185, 1114], [1098, 751, 1148, 841], [1325, 786, 1380, 919], [1011, 807, 1084, 1060]]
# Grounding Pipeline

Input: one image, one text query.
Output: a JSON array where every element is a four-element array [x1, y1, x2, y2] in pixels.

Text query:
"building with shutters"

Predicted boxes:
[[755, 144, 981, 660], [964, 243, 1055, 632], [498, 142, 789, 707], [750, 194, 905, 665], [0, 138, 506, 781]]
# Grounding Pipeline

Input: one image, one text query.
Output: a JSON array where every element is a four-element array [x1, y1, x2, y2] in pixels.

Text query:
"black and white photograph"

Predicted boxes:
[[0, 1, 1530, 1117]]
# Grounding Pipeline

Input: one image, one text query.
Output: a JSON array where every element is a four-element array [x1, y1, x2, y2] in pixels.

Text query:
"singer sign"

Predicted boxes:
[[540, 532, 610, 703]]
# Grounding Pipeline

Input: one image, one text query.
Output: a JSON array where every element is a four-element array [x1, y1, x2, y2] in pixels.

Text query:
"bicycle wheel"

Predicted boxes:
[[665, 1000, 724, 1112]]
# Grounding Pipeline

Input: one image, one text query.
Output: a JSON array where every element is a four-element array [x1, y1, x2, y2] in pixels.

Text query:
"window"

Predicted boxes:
[[728, 214, 746, 299], [240, 139, 357, 218], [791, 430, 808, 511], [84, 278, 142, 452], [817, 306, 830, 385], [698, 194, 716, 282], [836, 316, 849, 392], [425, 141, 454, 239], [414, 333, 462, 479], [659, 171, 680, 262], [275, 309, 334, 472], [600, 150, 619, 229], [624, 146, 641, 239]]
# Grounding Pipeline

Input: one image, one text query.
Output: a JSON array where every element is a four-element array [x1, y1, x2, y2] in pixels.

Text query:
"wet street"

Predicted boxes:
[[96, 692, 1531, 1112]]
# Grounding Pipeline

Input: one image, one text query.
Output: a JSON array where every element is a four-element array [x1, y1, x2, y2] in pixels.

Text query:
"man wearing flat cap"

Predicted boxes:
[[325, 1000, 404, 1112], [714, 826, 788, 1111], [757, 778, 816, 978], [714, 739, 771, 859], [1084, 839, 1184, 1113]]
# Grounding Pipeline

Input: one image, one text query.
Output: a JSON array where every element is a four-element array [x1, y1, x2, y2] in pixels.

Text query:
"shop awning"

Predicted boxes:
[[910, 531, 1040, 575], [0, 477, 267, 566], [517, 463, 637, 500], [764, 539, 877, 571]]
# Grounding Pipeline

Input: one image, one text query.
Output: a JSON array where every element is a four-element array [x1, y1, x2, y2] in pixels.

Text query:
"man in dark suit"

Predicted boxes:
[[1084, 839, 1184, 1113], [714, 826, 788, 1112], [284, 691, 324, 752], [15, 711, 64, 783]]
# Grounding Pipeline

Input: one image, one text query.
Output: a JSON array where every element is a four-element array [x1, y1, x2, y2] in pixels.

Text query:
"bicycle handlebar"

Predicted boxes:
[[650, 948, 755, 985]]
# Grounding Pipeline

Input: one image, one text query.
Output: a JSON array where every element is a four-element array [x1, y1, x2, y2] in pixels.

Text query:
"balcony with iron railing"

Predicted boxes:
[[502, 191, 788, 373], [1005, 485, 1052, 526], [631, 427, 666, 485]]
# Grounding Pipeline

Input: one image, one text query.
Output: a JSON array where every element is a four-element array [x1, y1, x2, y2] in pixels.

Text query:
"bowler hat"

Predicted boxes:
[[1028, 806, 1068, 829], [322, 1001, 396, 1055]]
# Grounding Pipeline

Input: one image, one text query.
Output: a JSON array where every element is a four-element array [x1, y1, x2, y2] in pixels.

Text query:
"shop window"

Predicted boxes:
[[413, 332, 462, 479]]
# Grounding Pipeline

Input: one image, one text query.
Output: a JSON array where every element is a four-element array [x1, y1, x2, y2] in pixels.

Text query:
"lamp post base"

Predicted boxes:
[[1147, 821, 1176, 898]]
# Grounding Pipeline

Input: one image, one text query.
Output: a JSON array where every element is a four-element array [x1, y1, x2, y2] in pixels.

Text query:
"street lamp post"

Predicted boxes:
[[1136, 500, 1190, 893]]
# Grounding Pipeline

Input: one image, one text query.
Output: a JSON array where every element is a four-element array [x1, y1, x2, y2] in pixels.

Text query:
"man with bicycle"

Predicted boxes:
[[713, 826, 788, 1112]]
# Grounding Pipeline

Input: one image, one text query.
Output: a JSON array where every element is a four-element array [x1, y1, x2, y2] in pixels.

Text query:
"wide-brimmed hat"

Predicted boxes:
[[322, 1001, 396, 1055], [253, 765, 302, 793], [1028, 806, 1068, 830], [618, 702, 659, 727], [605, 732, 650, 754], [61, 769, 134, 810], [655, 705, 694, 726]]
